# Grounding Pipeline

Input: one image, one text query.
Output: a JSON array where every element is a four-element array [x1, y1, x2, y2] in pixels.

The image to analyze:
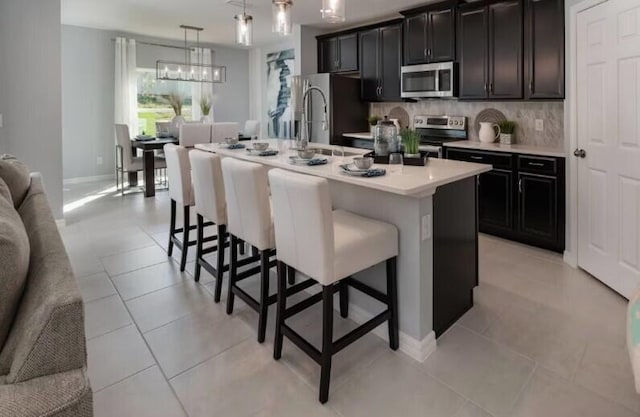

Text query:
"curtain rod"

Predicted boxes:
[[110, 38, 198, 51]]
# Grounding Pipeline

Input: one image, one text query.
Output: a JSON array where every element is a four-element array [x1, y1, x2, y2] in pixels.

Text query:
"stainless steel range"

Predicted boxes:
[[414, 115, 467, 158]]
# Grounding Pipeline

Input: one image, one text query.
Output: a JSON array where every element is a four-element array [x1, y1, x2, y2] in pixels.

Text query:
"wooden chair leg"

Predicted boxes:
[[214, 224, 227, 303], [257, 249, 270, 343], [386, 257, 399, 351], [168, 199, 176, 256], [180, 206, 190, 272], [274, 261, 287, 360], [226, 235, 238, 315], [194, 214, 204, 282], [287, 266, 295, 286], [339, 280, 349, 318], [319, 285, 334, 404]]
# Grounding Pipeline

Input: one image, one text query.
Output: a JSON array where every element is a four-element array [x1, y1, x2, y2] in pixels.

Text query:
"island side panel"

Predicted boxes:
[[330, 180, 434, 344], [432, 176, 479, 337]]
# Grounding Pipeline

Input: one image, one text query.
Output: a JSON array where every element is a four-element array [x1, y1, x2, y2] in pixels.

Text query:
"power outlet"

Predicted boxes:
[[535, 119, 544, 132], [421, 214, 432, 241], [97, 156, 103, 165]]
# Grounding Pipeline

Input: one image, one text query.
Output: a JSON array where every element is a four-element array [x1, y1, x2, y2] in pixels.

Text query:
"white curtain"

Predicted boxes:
[[114, 38, 138, 135], [191, 48, 214, 122]]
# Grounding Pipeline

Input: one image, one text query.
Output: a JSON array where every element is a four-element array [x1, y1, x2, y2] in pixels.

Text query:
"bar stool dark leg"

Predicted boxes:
[[226, 235, 238, 315], [339, 280, 349, 318], [194, 214, 204, 282], [168, 200, 176, 256], [274, 261, 287, 360], [287, 265, 295, 286], [257, 250, 270, 343], [386, 257, 399, 351], [239, 239, 247, 256], [214, 224, 227, 303], [319, 284, 334, 404], [180, 206, 190, 272]]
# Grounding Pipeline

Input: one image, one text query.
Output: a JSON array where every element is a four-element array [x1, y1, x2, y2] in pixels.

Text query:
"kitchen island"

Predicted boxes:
[[195, 140, 491, 361]]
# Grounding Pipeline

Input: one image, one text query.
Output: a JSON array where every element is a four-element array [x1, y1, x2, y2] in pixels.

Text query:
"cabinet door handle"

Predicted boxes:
[[470, 155, 484, 161], [427, 48, 431, 57], [490, 83, 494, 93], [424, 48, 428, 58], [529, 80, 533, 93], [528, 162, 545, 167], [484, 83, 488, 93], [519, 179, 523, 193]]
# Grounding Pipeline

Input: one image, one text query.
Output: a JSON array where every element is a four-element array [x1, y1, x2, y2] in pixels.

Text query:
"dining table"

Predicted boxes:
[[131, 137, 178, 197]]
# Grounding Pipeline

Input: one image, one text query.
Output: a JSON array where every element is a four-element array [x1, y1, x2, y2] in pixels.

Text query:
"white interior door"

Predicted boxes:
[[577, 0, 640, 298]]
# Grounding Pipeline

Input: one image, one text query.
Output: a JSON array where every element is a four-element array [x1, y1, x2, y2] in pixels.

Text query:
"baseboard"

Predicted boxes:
[[563, 249, 578, 268], [63, 174, 115, 185], [345, 302, 437, 363]]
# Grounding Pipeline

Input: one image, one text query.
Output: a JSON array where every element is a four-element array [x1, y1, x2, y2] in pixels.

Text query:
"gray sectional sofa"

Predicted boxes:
[[0, 155, 92, 417]]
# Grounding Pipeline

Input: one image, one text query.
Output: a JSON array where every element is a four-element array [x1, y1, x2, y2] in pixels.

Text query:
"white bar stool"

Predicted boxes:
[[268, 168, 399, 404], [189, 151, 232, 300], [164, 144, 198, 271], [221, 158, 314, 343]]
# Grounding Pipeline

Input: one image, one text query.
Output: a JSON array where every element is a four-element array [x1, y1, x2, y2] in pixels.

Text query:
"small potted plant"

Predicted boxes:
[[498, 120, 516, 145], [368, 115, 381, 134], [167, 92, 185, 137], [401, 128, 425, 166], [200, 95, 212, 123]]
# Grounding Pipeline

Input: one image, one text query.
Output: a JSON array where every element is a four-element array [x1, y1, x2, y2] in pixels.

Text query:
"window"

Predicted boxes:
[[136, 69, 193, 136]]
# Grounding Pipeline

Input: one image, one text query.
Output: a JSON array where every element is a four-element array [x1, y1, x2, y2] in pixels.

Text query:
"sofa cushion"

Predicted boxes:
[[0, 194, 30, 348], [0, 155, 31, 208], [0, 177, 12, 205]]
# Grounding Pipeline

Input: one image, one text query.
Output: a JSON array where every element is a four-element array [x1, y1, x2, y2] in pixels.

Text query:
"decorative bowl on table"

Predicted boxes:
[[296, 148, 317, 160], [252, 142, 270, 151], [353, 157, 374, 170], [225, 137, 239, 145]]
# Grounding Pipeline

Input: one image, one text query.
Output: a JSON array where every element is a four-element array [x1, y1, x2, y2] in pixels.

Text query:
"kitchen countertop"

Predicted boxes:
[[443, 140, 566, 158], [195, 140, 491, 198], [343, 132, 374, 140]]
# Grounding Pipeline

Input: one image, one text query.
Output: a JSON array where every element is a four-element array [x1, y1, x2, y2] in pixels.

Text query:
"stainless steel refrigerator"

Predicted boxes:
[[291, 73, 369, 146]]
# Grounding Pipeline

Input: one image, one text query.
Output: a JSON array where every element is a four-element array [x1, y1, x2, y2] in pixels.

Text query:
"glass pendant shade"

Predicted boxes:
[[321, 0, 345, 23], [272, 0, 293, 35], [235, 13, 253, 46]]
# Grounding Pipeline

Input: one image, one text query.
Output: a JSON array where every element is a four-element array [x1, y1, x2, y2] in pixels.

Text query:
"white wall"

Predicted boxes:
[[61, 25, 250, 180], [0, 0, 64, 219]]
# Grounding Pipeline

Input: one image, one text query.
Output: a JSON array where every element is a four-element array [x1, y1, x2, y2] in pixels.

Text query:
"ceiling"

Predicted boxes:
[[61, 0, 431, 47]]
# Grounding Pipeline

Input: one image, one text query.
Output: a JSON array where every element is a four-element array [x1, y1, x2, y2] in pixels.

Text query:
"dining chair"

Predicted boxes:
[[212, 122, 239, 144], [114, 124, 167, 196], [179, 123, 212, 148], [243, 120, 261, 138]]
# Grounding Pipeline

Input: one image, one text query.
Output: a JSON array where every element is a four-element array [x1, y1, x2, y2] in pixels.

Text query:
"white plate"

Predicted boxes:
[[340, 163, 370, 173]]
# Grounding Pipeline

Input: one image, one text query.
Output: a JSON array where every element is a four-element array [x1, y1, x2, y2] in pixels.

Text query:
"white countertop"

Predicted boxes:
[[443, 140, 566, 158], [195, 140, 491, 198], [343, 132, 374, 140]]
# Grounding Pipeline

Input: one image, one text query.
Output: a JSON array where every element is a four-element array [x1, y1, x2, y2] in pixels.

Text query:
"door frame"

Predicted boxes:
[[564, 0, 609, 268]]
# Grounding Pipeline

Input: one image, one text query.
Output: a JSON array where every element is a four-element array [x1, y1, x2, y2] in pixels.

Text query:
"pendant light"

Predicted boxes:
[[272, 0, 293, 36], [235, 0, 253, 46], [321, 0, 345, 23]]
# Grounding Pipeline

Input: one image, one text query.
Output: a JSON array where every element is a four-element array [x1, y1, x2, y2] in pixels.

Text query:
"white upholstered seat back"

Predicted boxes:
[[115, 124, 135, 171], [164, 144, 194, 206], [268, 169, 335, 284], [212, 122, 239, 144], [221, 158, 274, 251], [243, 120, 260, 137], [189, 151, 227, 225], [179, 123, 212, 147]]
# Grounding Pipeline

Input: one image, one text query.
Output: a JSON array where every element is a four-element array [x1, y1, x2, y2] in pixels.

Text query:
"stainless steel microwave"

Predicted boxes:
[[401, 62, 457, 98]]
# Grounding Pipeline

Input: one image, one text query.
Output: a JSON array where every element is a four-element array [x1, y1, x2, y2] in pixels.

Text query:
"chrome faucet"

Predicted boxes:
[[299, 85, 329, 149]]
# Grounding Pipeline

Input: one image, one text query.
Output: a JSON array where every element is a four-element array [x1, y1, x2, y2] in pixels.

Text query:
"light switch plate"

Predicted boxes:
[[535, 119, 544, 132], [421, 215, 432, 241], [0, 114, 3, 128]]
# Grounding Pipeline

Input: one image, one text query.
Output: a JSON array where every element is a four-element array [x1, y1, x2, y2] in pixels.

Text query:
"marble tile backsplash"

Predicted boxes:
[[371, 101, 564, 148]]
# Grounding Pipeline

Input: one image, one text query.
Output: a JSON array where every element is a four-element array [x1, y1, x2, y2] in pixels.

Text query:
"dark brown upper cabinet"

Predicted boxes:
[[403, 5, 455, 65], [318, 33, 358, 73], [359, 22, 403, 102], [524, 0, 565, 99], [457, 0, 523, 99]]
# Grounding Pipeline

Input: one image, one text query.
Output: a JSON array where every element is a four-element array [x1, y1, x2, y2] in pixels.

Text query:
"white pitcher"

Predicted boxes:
[[479, 122, 501, 143]]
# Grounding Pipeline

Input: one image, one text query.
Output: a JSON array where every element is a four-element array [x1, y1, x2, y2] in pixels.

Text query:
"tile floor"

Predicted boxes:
[[60, 180, 638, 417]]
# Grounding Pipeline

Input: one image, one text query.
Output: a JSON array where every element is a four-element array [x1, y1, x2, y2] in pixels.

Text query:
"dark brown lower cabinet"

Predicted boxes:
[[446, 148, 565, 252]]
